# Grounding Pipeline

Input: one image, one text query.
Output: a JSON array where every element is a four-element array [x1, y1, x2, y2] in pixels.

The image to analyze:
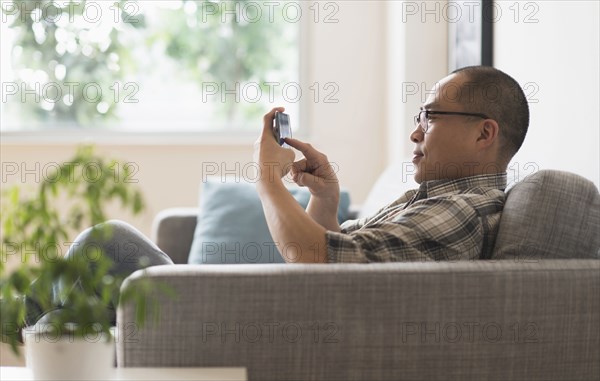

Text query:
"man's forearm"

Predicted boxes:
[[306, 197, 341, 232], [257, 179, 328, 263]]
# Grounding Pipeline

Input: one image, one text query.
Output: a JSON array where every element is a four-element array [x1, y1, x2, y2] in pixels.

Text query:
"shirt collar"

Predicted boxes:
[[418, 173, 508, 198]]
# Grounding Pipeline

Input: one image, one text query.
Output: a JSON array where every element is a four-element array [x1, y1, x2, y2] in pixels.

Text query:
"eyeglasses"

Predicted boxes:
[[414, 110, 490, 133]]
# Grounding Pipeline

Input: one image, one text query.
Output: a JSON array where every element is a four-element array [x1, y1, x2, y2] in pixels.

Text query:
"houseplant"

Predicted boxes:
[[0, 146, 160, 379]]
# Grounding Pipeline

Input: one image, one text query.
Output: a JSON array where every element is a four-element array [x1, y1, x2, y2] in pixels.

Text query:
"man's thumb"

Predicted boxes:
[[293, 171, 323, 189]]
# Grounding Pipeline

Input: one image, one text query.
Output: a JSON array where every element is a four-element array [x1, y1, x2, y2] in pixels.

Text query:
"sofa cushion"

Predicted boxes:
[[492, 170, 600, 259], [359, 162, 418, 219], [188, 179, 351, 264]]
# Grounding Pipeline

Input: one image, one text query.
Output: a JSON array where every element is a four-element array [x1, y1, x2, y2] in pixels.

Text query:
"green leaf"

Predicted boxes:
[[133, 192, 144, 214], [122, 12, 146, 28], [0, 144, 153, 356]]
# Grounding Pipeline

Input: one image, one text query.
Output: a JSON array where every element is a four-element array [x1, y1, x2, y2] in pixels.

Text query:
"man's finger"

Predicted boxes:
[[292, 158, 308, 173], [284, 138, 319, 156], [262, 107, 285, 137], [293, 170, 323, 190]]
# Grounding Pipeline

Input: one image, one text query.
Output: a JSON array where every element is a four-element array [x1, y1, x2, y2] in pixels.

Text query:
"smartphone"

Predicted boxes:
[[273, 111, 292, 148]]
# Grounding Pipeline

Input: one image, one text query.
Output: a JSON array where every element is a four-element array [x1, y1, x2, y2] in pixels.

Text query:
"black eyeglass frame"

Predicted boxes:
[[414, 110, 491, 133]]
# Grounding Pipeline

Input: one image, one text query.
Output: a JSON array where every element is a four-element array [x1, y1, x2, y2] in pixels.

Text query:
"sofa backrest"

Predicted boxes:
[[153, 169, 600, 263], [492, 170, 600, 259], [119, 260, 600, 380]]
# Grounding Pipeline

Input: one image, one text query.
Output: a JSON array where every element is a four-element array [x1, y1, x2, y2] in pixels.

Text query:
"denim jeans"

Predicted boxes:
[[27, 220, 174, 326]]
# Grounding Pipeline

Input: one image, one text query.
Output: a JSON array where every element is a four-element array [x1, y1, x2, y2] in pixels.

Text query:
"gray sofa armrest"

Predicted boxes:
[[151, 208, 198, 264], [118, 260, 600, 381]]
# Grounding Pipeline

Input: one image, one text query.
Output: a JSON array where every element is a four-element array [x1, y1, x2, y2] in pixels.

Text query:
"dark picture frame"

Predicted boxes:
[[448, 0, 494, 72]]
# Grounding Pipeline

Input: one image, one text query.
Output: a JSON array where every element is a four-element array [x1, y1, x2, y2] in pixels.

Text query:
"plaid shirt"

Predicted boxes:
[[326, 173, 507, 263]]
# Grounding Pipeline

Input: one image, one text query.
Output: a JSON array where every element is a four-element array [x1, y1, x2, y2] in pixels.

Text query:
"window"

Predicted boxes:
[[1, 0, 300, 135]]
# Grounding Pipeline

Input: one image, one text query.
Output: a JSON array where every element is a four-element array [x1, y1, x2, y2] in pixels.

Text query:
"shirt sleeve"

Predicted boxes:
[[325, 195, 485, 263]]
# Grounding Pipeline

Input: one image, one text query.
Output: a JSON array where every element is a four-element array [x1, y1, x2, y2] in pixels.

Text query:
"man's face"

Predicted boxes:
[[410, 74, 483, 183]]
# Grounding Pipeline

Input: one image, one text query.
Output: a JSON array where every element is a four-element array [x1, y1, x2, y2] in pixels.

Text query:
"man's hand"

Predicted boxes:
[[285, 138, 340, 200], [285, 138, 341, 232], [253, 108, 336, 263], [253, 107, 295, 184]]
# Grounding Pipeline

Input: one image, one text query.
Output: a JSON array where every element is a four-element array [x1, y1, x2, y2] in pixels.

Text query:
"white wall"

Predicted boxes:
[[304, 1, 387, 203], [494, 1, 600, 187], [385, 1, 448, 190]]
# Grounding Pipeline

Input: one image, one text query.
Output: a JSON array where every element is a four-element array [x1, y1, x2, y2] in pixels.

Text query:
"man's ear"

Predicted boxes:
[[476, 120, 499, 149]]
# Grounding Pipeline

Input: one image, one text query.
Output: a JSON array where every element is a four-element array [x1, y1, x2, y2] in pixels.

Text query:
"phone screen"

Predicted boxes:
[[274, 112, 292, 147]]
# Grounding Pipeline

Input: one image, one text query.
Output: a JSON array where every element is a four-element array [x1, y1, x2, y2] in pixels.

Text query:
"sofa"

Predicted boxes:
[[117, 169, 600, 381]]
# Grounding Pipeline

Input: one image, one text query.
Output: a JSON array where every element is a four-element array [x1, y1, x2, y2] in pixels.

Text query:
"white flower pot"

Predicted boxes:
[[23, 326, 115, 381]]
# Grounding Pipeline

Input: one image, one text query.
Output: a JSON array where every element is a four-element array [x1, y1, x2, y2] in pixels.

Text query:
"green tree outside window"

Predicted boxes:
[[1, 0, 298, 130]]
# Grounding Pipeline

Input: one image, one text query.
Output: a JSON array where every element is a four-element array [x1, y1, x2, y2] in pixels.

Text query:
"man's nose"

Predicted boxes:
[[410, 125, 423, 143]]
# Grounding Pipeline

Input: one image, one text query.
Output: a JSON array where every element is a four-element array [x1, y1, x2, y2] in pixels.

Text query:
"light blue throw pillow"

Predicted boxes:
[[188, 179, 351, 264]]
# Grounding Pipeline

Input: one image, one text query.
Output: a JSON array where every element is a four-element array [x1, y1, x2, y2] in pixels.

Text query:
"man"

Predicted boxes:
[[2, 66, 529, 343], [254, 66, 529, 263]]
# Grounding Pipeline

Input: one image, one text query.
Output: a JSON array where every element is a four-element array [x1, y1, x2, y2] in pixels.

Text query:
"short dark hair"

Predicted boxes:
[[451, 66, 529, 161]]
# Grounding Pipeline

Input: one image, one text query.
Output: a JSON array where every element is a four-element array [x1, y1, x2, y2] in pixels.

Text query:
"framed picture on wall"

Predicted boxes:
[[448, 0, 494, 72]]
